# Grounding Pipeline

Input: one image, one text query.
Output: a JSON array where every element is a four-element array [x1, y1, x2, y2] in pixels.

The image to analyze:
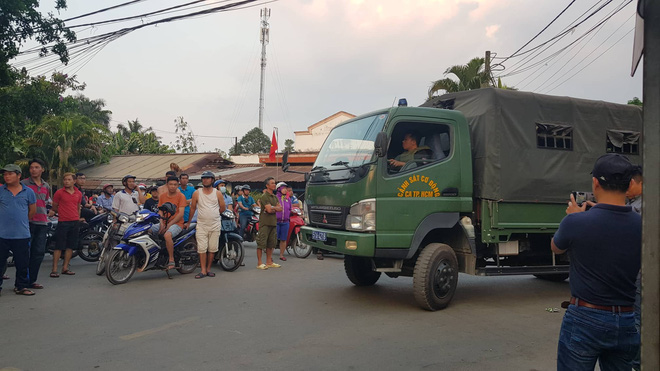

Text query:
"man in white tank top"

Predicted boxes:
[[187, 172, 226, 278]]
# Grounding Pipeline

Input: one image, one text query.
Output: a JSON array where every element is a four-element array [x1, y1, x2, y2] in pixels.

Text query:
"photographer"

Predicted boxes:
[[552, 154, 640, 370]]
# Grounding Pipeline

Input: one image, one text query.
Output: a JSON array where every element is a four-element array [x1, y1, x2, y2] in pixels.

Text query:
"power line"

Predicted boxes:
[[63, 0, 150, 23], [496, 0, 576, 66], [543, 27, 634, 94]]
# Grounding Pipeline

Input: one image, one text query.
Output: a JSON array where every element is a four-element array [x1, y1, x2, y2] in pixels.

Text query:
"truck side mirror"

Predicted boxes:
[[374, 132, 389, 157], [282, 151, 290, 172]]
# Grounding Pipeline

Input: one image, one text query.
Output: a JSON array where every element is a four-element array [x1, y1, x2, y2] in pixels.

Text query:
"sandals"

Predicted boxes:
[[266, 263, 281, 268], [206, 272, 216, 277], [195, 272, 206, 279], [61, 270, 76, 275], [50, 272, 60, 278], [14, 288, 36, 296], [30, 283, 44, 289], [167, 262, 177, 270], [279, 256, 287, 261], [257, 264, 268, 270]]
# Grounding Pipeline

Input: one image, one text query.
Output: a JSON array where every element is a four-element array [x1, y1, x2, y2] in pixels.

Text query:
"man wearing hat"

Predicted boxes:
[[0, 164, 37, 296], [97, 184, 114, 212], [552, 154, 641, 370]]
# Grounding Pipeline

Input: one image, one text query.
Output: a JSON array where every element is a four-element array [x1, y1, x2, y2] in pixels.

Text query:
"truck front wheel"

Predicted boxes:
[[344, 256, 381, 286], [413, 243, 458, 311]]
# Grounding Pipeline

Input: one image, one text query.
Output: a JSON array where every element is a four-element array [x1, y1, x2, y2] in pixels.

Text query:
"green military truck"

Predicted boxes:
[[286, 88, 642, 311]]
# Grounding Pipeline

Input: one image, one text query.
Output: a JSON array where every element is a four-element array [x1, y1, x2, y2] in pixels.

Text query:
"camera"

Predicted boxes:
[[571, 191, 595, 208]]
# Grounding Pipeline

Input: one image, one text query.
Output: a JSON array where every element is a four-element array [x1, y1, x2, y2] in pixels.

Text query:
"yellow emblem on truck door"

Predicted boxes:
[[397, 174, 441, 197]]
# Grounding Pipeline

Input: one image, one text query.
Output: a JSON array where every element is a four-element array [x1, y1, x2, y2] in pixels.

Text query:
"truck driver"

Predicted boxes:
[[388, 131, 432, 171]]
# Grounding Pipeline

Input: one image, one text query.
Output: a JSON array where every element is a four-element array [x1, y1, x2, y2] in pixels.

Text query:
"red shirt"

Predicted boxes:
[[53, 188, 82, 222]]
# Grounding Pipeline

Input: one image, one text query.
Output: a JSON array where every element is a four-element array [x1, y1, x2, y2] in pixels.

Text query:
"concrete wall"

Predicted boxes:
[[294, 112, 354, 152]]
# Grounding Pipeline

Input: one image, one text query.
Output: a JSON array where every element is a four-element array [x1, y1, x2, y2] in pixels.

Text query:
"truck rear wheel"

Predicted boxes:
[[344, 256, 381, 286], [413, 243, 458, 311]]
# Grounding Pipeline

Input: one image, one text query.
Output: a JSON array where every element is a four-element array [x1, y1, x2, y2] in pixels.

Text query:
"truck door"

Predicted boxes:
[[375, 117, 464, 251]]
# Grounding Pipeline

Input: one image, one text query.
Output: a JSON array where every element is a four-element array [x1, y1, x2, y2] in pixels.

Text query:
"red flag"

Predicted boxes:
[[269, 129, 278, 161]]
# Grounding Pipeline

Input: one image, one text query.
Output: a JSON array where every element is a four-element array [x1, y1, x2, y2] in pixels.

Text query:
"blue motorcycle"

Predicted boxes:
[[215, 209, 244, 271], [105, 207, 199, 285]]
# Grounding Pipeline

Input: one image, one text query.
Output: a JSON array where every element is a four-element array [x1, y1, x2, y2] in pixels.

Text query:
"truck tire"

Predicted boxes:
[[534, 273, 569, 282], [413, 243, 458, 311], [344, 256, 381, 286]]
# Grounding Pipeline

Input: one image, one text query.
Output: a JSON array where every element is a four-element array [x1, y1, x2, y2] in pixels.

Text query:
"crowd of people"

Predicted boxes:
[[0, 159, 306, 295]]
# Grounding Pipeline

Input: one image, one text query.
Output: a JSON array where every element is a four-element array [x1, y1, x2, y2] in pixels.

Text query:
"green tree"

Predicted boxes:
[[25, 114, 108, 183], [172, 116, 198, 153], [232, 127, 270, 154], [427, 57, 490, 98], [1, 1, 76, 86], [628, 97, 643, 107], [0, 71, 85, 164], [284, 138, 295, 153], [105, 118, 173, 156], [63, 94, 112, 127]]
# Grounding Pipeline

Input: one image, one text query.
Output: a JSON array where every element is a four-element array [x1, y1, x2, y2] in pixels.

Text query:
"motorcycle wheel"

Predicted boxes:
[[218, 240, 244, 272], [79, 231, 104, 262], [106, 249, 136, 285], [177, 239, 199, 275], [249, 228, 257, 243], [292, 233, 312, 259]]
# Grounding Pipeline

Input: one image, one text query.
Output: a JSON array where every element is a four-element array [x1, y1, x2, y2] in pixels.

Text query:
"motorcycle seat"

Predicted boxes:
[[181, 222, 196, 235]]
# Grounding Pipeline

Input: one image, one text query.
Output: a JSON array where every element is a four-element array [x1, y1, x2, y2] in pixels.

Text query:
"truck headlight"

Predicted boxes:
[[346, 199, 376, 231], [303, 201, 310, 224]]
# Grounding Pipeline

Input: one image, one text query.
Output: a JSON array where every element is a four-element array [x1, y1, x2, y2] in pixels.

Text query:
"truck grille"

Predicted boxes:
[[308, 205, 347, 230]]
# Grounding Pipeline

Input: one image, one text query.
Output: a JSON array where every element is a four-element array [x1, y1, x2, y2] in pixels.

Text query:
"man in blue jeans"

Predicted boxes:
[[21, 158, 51, 290], [552, 154, 640, 370], [0, 164, 37, 296]]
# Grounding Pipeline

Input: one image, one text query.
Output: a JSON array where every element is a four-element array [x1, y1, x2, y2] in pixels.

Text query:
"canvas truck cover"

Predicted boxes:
[[421, 88, 643, 203]]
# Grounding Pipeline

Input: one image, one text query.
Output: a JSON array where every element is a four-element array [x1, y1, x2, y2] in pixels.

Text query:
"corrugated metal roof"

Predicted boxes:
[[82, 153, 232, 189], [223, 166, 311, 183]]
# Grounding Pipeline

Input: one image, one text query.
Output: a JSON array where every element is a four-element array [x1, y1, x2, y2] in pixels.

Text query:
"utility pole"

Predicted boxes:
[[484, 50, 495, 87], [641, 1, 660, 368], [258, 8, 270, 132]]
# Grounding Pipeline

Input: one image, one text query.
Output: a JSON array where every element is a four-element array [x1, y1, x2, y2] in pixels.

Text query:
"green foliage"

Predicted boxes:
[[25, 114, 109, 184], [62, 94, 112, 127], [428, 57, 489, 98], [232, 127, 270, 154], [284, 138, 295, 153], [627, 97, 643, 107], [105, 119, 174, 157], [0, 1, 76, 86], [172, 116, 198, 153], [0, 71, 85, 164]]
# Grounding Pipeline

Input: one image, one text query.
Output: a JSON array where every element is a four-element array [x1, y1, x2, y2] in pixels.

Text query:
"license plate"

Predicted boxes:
[[312, 231, 327, 242]]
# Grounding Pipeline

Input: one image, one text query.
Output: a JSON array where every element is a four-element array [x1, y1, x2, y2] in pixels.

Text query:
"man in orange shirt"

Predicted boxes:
[[151, 176, 187, 269]]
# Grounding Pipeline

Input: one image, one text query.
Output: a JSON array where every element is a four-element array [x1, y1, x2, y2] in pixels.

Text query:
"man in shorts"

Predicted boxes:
[[48, 172, 82, 277], [256, 177, 282, 269], [187, 171, 225, 278], [152, 176, 187, 269]]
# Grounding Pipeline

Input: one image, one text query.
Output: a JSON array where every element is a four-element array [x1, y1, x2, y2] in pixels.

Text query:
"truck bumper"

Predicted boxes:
[[301, 226, 375, 257]]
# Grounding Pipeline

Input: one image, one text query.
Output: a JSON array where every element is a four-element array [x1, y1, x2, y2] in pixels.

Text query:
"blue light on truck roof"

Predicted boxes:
[[398, 98, 408, 107]]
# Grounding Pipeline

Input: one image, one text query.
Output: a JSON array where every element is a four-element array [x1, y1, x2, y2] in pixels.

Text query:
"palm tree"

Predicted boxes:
[[427, 57, 491, 99], [25, 114, 108, 183]]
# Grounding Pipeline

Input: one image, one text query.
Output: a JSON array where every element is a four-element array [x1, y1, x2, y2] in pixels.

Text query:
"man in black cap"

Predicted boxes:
[[552, 154, 640, 370]]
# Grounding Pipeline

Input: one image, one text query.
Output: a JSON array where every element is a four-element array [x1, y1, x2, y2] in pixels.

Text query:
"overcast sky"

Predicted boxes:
[[19, 0, 643, 152]]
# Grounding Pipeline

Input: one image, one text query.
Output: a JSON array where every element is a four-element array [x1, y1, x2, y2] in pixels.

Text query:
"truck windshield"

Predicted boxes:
[[313, 113, 388, 175]]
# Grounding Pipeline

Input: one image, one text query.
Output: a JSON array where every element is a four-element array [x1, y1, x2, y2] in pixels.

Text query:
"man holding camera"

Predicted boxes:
[[552, 154, 640, 370]]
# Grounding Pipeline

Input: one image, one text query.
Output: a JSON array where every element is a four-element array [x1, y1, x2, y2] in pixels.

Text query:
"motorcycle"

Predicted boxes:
[[95, 211, 136, 276], [242, 205, 260, 242], [215, 209, 244, 271], [285, 207, 312, 258], [78, 213, 112, 262], [105, 209, 199, 285]]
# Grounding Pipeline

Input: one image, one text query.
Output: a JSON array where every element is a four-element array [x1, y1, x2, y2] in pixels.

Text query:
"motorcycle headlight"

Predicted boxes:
[[222, 209, 234, 219], [346, 199, 376, 232], [135, 214, 147, 223], [118, 214, 129, 223]]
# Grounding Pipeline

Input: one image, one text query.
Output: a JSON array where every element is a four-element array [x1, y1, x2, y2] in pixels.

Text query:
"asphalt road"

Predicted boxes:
[[0, 243, 570, 371]]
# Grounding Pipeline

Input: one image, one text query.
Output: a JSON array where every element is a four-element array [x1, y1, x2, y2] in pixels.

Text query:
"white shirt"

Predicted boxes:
[[112, 189, 140, 214]]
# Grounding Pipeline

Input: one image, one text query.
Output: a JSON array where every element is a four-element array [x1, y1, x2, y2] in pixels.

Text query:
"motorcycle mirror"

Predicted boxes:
[[282, 151, 290, 172], [374, 132, 389, 157]]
